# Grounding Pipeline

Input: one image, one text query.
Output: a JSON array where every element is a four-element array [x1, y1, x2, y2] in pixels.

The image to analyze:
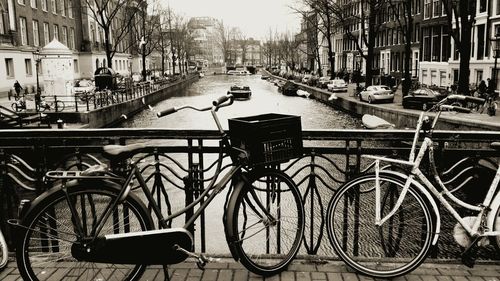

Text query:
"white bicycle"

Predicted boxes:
[[327, 95, 500, 278], [0, 227, 7, 270]]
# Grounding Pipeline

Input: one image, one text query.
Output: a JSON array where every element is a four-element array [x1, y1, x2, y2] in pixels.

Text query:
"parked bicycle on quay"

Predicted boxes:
[[12, 94, 305, 281], [326, 94, 500, 278]]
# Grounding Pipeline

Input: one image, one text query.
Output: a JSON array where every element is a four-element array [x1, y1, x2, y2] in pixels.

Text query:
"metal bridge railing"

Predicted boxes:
[[1, 129, 499, 260]]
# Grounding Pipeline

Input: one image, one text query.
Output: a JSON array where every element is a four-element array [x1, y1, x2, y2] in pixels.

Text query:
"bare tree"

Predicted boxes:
[[82, 0, 146, 68], [442, 0, 476, 94], [331, 0, 387, 87], [293, 0, 336, 79], [387, 0, 413, 95]]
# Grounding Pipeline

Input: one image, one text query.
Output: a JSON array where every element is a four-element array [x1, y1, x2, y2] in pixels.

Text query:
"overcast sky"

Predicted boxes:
[[163, 0, 301, 40]]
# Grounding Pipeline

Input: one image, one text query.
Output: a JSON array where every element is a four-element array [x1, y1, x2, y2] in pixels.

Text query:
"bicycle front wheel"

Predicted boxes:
[[0, 228, 8, 271], [327, 173, 434, 278], [55, 100, 65, 112], [227, 168, 304, 276], [16, 181, 154, 281]]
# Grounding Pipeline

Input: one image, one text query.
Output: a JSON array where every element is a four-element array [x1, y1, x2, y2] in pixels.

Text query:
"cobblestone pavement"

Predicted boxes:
[[2, 258, 500, 281]]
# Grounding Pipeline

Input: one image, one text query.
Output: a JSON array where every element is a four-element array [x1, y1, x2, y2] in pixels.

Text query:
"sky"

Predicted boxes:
[[163, 0, 302, 40]]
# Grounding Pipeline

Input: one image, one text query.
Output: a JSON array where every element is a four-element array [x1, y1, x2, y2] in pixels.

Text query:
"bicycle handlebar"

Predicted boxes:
[[156, 94, 235, 118], [439, 104, 471, 113], [156, 107, 177, 118], [447, 94, 485, 104]]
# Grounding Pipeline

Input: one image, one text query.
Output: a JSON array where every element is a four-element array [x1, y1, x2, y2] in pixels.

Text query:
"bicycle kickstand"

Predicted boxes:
[[461, 236, 482, 268], [162, 265, 171, 281]]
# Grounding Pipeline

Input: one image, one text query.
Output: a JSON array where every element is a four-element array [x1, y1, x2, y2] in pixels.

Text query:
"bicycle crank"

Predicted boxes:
[[173, 245, 220, 270]]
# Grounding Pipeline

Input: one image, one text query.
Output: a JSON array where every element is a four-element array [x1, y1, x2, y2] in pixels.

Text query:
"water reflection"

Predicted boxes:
[[119, 74, 361, 130]]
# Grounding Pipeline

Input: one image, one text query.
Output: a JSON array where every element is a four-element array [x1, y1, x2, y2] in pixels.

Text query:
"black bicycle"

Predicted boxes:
[[14, 94, 305, 280]]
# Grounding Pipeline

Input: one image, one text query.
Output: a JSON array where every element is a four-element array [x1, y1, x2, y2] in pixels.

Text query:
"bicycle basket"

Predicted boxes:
[[228, 113, 302, 166]]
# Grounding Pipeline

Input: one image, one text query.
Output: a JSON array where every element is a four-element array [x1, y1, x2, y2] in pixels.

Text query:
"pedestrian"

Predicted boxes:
[[478, 80, 487, 97], [35, 89, 41, 111], [13, 80, 22, 99], [488, 79, 497, 99]]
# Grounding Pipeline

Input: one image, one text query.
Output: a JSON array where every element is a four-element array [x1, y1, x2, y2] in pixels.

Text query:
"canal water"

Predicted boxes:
[[120, 74, 361, 130], [119, 74, 362, 257]]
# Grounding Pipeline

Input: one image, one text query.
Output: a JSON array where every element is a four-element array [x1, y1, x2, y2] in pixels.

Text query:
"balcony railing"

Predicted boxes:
[[1, 129, 499, 261]]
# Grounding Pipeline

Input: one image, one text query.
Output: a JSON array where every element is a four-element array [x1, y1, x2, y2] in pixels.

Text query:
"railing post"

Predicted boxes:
[[74, 95, 78, 112], [54, 96, 59, 112]]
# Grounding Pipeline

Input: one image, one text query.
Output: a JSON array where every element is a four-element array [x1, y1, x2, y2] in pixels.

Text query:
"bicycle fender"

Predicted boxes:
[[487, 189, 500, 231], [19, 179, 122, 223], [379, 170, 441, 245], [223, 179, 246, 262]]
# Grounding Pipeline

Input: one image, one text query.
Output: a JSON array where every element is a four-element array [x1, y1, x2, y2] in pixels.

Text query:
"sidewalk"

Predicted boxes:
[[1, 258, 499, 281]]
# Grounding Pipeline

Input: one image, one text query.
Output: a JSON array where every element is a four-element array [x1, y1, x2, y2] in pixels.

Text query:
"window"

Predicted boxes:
[[497, 0, 500, 15], [73, 59, 78, 73], [20, 17, 28, 45], [5, 58, 14, 78], [33, 20, 39, 46], [432, 26, 441, 61], [25, 59, 33, 76], [68, 0, 73, 18], [53, 24, 59, 40], [41, 0, 47, 11], [477, 24, 485, 60], [61, 0, 66, 16], [479, 0, 487, 13], [43, 22, 50, 45], [51, 0, 56, 13], [0, 12, 5, 34], [62, 26, 68, 45], [31, 0, 37, 8], [69, 27, 75, 49], [423, 28, 431, 61], [433, 0, 441, 17], [424, 0, 431, 18]]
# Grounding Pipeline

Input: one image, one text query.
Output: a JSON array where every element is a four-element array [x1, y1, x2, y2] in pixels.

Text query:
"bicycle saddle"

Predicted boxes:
[[102, 143, 146, 160], [491, 142, 500, 150]]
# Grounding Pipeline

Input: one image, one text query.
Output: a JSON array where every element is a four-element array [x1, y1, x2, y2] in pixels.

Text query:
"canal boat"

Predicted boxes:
[[280, 81, 299, 96], [261, 75, 270, 80], [227, 69, 250, 75], [228, 85, 252, 100]]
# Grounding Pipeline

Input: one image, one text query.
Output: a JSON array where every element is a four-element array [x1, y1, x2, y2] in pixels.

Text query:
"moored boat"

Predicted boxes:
[[228, 85, 252, 100], [362, 114, 394, 129]]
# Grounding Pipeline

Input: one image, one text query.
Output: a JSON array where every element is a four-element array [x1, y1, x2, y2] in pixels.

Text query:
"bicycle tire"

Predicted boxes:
[[326, 173, 434, 278], [16, 180, 154, 281], [55, 100, 65, 112], [492, 203, 500, 252], [226, 168, 304, 276], [0, 229, 8, 271]]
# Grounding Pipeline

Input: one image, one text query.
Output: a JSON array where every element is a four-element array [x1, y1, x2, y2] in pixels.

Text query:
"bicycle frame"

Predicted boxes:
[[366, 110, 500, 243]]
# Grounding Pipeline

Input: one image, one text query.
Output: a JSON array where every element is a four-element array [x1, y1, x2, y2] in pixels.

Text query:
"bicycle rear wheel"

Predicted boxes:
[[0, 229, 7, 271], [16, 181, 154, 281], [327, 173, 434, 278], [227, 168, 304, 276]]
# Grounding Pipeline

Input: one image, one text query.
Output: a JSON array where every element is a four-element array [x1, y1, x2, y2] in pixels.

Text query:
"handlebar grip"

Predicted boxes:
[[213, 95, 230, 106], [157, 107, 177, 118], [465, 96, 485, 104], [452, 106, 471, 113]]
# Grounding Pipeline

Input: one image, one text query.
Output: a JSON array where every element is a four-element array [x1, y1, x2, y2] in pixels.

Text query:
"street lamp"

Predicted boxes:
[[33, 49, 42, 111], [140, 1, 147, 82]]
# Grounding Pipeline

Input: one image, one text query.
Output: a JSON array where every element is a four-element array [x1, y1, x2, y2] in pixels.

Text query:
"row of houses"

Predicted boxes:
[[297, 0, 500, 90], [0, 0, 186, 96]]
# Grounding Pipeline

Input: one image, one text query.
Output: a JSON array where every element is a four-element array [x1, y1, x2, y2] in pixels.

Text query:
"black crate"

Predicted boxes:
[[228, 113, 302, 166]]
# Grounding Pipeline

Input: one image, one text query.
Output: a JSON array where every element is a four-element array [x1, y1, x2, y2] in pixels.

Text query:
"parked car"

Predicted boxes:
[[317, 77, 331, 88], [307, 75, 319, 86], [402, 88, 447, 110], [359, 85, 394, 103], [327, 79, 348, 92]]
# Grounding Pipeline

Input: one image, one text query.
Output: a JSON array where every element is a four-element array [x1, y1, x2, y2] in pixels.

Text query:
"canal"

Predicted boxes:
[[120, 74, 361, 130], [118, 74, 362, 257]]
